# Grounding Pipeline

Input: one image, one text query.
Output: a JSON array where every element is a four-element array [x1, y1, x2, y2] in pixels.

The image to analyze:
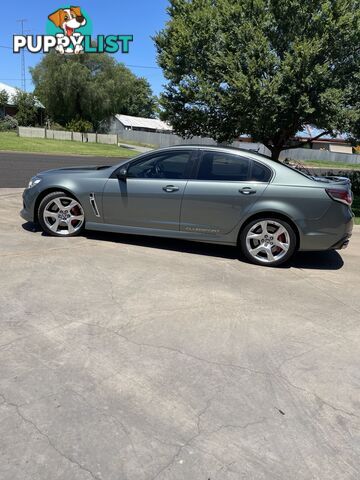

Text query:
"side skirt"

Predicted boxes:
[[85, 222, 236, 246]]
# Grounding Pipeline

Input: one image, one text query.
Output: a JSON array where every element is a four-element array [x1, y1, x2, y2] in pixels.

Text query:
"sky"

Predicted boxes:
[[0, 0, 169, 96]]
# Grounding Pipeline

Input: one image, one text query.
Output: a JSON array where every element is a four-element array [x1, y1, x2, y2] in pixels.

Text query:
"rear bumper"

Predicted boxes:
[[331, 234, 352, 250], [298, 206, 354, 251]]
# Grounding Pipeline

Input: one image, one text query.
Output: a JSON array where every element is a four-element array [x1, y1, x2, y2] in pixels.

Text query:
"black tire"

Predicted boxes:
[[38, 191, 85, 237], [239, 217, 297, 267]]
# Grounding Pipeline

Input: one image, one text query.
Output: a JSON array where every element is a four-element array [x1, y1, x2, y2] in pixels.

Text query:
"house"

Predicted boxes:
[[293, 125, 352, 154], [108, 114, 173, 135], [0, 82, 45, 125]]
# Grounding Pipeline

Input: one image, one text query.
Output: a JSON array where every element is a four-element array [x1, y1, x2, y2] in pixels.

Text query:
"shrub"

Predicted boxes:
[[48, 121, 66, 131], [0, 115, 18, 131], [66, 118, 93, 133]]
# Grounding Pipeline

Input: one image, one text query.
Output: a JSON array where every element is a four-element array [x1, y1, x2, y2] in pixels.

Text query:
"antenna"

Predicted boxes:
[[17, 19, 28, 91]]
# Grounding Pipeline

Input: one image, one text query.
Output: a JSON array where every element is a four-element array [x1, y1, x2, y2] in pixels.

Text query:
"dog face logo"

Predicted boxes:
[[48, 6, 86, 37]]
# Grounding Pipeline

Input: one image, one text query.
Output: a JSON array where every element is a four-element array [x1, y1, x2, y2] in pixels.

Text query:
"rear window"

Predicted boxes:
[[197, 151, 272, 182], [197, 152, 250, 181]]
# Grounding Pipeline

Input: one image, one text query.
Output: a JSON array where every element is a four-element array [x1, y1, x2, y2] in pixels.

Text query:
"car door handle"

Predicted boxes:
[[239, 187, 257, 195], [163, 185, 179, 193]]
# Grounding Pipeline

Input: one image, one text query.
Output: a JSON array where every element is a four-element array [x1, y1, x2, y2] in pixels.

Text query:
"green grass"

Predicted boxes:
[[0, 132, 137, 158], [352, 195, 360, 225], [298, 159, 360, 170]]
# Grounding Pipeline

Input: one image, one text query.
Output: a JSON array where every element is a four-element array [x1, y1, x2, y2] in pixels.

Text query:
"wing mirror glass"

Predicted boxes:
[[117, 167, 128, 181]]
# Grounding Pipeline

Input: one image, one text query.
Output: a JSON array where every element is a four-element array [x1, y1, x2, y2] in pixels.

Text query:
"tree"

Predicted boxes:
[[347, 72, 360, 143], [66, 118, 93, 133], [30, 51, 157, 131], [13, 91, 38, 126], [0, 89, 9, 117], [154, 0, 360, 160]]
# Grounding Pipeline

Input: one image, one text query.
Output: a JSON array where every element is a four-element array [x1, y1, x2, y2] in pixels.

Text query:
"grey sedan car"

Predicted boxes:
[[21, 145, 354, 267]]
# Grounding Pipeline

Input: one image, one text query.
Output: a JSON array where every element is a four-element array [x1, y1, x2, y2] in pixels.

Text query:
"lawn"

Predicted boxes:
[[352, 195, 360, 225], [294, 159, 360, 171], [0, 132, 138, 158]]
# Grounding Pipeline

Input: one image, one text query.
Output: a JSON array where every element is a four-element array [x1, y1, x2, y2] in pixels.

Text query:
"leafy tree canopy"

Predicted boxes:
[[0, 89, 9, 107], [13, 91, 38, 127], [155, 0, 360, 159], [31, 52, 157, 131]]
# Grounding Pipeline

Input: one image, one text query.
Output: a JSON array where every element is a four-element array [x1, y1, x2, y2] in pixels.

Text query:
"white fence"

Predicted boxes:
[[18, 126, 360, 164], [280, 147, 360, 164], [109, 127, 271, 152], [19, 126, 117, 145]]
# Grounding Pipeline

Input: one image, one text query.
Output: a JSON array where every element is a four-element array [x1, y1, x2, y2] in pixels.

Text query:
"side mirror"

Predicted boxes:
[[117, 167, 128, 181]]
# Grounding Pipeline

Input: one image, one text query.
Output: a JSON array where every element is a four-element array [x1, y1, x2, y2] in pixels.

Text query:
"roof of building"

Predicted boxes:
[[0, 82, 45, 109], [115, 114, 173, 131]]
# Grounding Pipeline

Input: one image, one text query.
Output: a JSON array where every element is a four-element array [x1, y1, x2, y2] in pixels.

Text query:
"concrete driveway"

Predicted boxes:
[[1, 189, 359, 480]]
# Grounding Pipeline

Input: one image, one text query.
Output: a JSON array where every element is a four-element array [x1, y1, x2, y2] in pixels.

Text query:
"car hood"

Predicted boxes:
[[38, 165, 113, 176]]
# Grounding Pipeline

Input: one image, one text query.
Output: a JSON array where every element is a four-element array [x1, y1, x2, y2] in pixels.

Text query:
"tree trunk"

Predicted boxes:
[[263, 140, 283, 162], [270, 147, 282, 162]]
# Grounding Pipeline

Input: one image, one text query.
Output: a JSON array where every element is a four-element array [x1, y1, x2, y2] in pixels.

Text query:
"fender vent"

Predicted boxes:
[[89, 193, 100, 217]]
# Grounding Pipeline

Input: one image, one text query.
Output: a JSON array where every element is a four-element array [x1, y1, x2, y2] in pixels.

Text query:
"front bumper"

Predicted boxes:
[[20, 187, 38, 223], [20, 206, 33, 222]]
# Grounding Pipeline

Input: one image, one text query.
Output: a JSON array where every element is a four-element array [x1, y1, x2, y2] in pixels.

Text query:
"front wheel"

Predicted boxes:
[[240, 218, 297, 267], [38, 191, 85, 237]]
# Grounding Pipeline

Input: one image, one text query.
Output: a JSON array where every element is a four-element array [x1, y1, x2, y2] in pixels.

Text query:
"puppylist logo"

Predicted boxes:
[[13, 6, 133, 55]]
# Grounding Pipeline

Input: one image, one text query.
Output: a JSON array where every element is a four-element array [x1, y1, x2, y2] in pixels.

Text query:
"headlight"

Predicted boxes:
[[28, 176, 42, 189]]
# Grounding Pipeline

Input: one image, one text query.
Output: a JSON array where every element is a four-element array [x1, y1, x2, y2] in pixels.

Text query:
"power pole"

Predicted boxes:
[[17, 19, 27, 91]]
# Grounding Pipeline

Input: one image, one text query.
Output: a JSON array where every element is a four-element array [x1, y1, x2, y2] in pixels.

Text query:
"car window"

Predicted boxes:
[[197, 152, 251, 181], [250, 161, 272, 182], [127, 151, 191, 179]]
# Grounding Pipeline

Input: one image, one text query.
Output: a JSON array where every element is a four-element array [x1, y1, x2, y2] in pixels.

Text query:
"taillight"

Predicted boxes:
[[326, 188, 353, 206]]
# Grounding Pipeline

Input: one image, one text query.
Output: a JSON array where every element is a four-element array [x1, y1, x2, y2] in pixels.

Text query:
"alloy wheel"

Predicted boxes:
[[245, 220, 290, 264], [42, 196, 84, 236]]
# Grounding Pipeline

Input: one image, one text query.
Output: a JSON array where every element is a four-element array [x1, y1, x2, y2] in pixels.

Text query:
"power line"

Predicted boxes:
[[125, 64, 161, 70], [0, 43, 162, 71]]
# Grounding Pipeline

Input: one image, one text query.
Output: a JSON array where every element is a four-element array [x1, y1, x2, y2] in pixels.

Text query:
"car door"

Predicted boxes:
[[102, 150, 194, 230], [180, 150, 272, 236]]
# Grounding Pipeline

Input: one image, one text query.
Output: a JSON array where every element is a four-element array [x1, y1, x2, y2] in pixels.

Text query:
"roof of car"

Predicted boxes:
[[153, 144, 270, 156]]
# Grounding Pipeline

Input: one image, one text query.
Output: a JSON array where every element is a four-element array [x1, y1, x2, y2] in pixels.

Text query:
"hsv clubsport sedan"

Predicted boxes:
[[21, 145, 354, 267]]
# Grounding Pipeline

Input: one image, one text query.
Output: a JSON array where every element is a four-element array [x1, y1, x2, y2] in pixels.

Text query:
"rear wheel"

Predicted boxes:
[[38, 191, 85, 237], [240, 218, 297, 267]]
